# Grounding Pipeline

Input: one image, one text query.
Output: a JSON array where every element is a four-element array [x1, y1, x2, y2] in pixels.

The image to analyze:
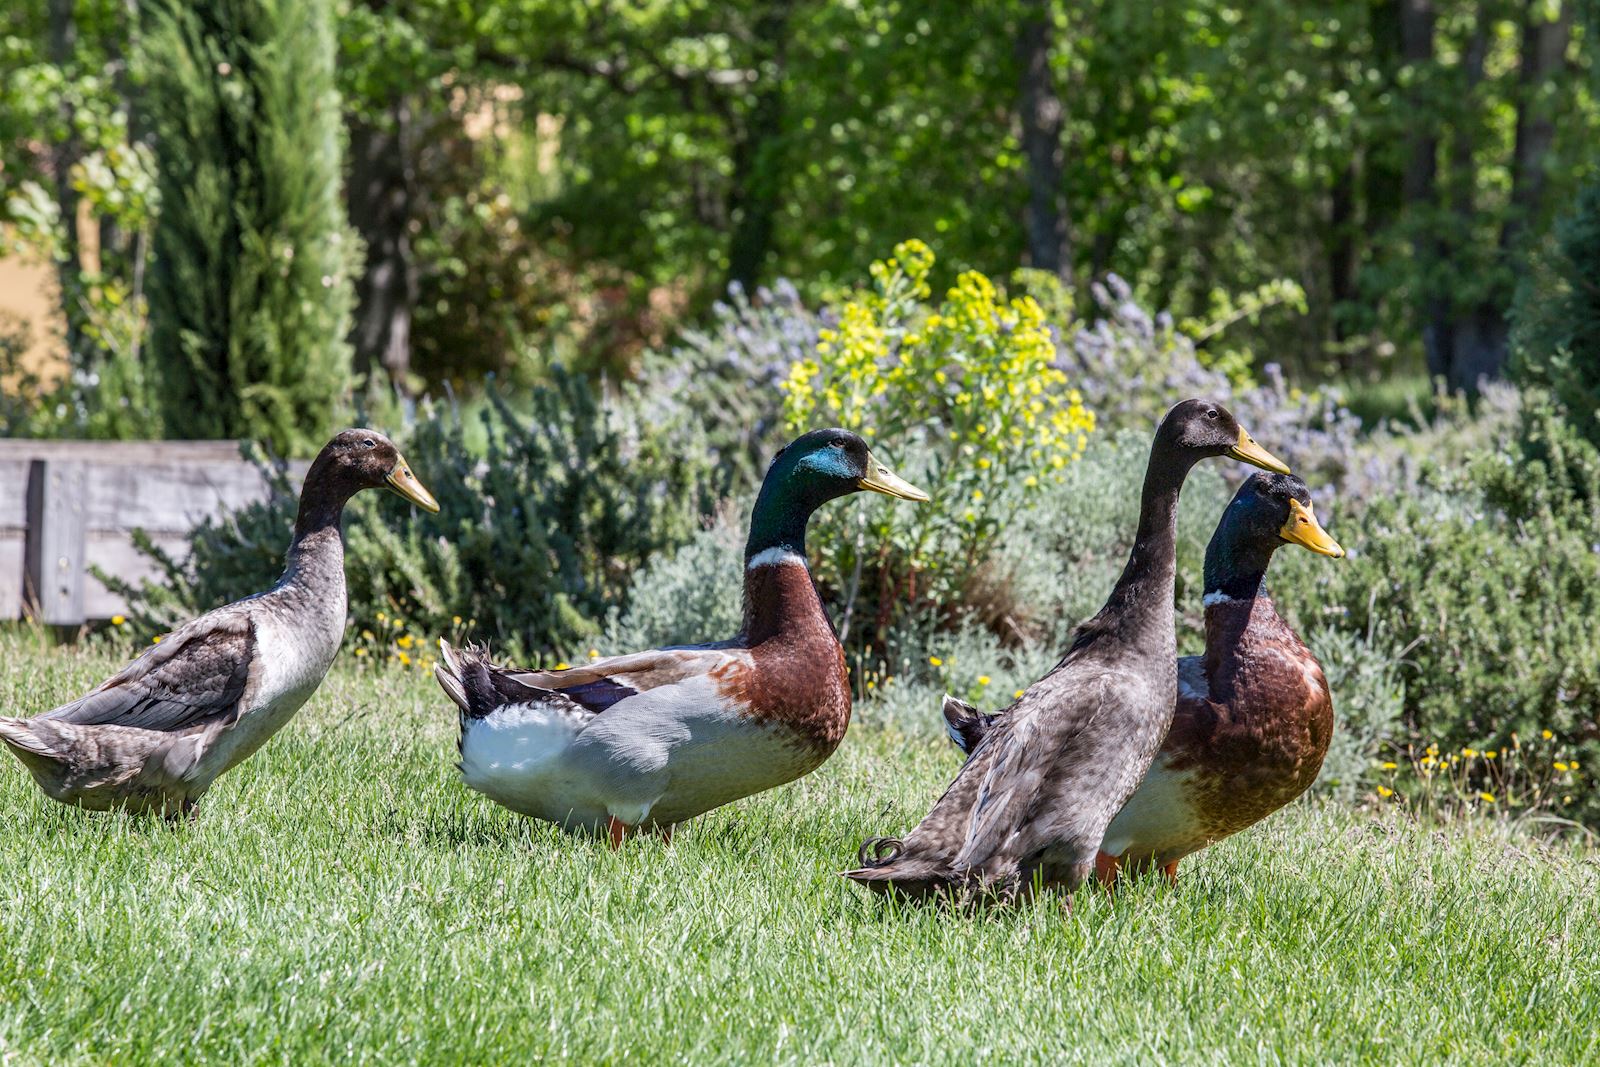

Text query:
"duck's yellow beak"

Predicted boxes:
[[858, 452, 929, 502], [1227, 427, 1291, 475], [1280, 499, 1343, 558], [387, 454, 441, 513]]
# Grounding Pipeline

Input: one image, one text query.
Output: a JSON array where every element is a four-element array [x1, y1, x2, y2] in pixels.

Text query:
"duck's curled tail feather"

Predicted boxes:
[[434, 640, 500, 720]]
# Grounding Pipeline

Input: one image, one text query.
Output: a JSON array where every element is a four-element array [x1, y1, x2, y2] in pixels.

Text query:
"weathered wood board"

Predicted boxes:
[[0, 441, 306, 624]]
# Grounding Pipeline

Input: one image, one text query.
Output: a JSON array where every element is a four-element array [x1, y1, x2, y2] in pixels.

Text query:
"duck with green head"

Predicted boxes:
[[437, 428, 928, 845]]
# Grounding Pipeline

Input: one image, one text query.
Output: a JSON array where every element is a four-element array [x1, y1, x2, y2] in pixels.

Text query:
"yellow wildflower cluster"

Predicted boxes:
[[1371, 730, 1587, 821], [780, 240, 1096, 617]]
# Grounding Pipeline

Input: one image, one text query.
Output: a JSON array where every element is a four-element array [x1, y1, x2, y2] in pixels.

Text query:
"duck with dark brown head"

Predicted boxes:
[[846, 399, 1290, 901], [0, 429, 439, 817]]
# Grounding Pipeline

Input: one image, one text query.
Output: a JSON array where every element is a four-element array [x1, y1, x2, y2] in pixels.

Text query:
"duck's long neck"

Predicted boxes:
[[1201, 531, 1287, 684], [280, 479, 353, 594], [740, 479, 832, 645], [1096, 446, 1193, 651]]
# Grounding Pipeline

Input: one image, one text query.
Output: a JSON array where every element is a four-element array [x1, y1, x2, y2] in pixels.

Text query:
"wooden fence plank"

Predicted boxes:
[[24, 460, 89, 625]]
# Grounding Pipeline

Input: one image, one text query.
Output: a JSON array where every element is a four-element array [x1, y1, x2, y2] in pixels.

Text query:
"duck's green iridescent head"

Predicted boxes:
[[745, 428, 928, 562], [1204, 472, 1343, 600]]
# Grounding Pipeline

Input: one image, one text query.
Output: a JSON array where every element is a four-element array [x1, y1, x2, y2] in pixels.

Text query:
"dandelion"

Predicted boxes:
[[1014, 690, 1025, 699], [929, 656, 943, 667], [588, 649, 600, 660], [1484, 750, 1498, 759], [152, 635, 163, 644], [396, 634, 414, 650], [377, 611, 388, 623], [1381, 761, 1398, 770], [1376, 785, 1394, 798], [1478, 791, 1496, 804], [453, 615, 463, 627], [1462, 748, 1478, 758], [1542, 730, 1554, 740], [354, 649, 367, 658], [1554, 762, 1570, 773], [361, 630, 375, 641], [978, 675, 991, 686], [110, 615, 126, 627], [554, 661, 570, 671], [397, 651, 412, 667]]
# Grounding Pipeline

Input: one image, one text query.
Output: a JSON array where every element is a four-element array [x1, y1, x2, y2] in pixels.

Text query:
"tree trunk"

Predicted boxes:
[[1327, 158, 1360, 354], [725, 0, 794, 291], [1398, 0, 1452, 381], [1503, 0, 1573, 255], [48, 0, 82, 363], [348, 99, 416, 393], [1015, 0, 1071, 283]]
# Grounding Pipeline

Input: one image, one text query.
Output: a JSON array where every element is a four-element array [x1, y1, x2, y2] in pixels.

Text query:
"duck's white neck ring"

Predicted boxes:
[[745, 546, 808, 570]]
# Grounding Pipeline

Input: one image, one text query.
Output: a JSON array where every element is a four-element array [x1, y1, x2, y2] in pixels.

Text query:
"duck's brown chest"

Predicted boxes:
[[731, 562, 853, 756]]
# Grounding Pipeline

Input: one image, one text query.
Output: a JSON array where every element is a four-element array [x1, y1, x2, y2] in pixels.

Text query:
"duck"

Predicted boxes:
[[435, 427, 928, 846], [845, 399, 1289, 901], [0, 429, 439, 817], [943, 471, 1344, 887]]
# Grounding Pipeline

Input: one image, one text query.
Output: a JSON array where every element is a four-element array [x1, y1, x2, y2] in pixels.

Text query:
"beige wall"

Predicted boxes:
[[0, 254, 67, 384]]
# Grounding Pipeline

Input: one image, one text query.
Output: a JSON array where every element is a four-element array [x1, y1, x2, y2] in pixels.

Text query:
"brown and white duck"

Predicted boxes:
[[0, 430, 439, 817], [845, 399, 1288, 901], [944, 472, 1344, 886], [435, 428, 928, 845]]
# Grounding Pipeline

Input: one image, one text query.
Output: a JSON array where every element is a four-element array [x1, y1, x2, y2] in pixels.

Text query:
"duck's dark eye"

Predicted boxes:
[[829, 440, 846, 450], [1206, 410, 1219, 420], [362, 439, 377, 449]]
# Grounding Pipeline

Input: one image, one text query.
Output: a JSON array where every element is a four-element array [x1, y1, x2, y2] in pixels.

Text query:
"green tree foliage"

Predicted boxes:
[[140, 0, 355, 455], [1513, 176, 1600, 445]]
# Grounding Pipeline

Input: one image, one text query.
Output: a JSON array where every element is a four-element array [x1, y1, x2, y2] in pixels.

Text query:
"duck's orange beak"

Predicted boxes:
[[1280, 499, 1343, 558]]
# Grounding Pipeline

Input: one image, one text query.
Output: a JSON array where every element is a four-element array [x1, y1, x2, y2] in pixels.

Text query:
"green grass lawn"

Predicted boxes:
[[0, 630, 1596, 1065]]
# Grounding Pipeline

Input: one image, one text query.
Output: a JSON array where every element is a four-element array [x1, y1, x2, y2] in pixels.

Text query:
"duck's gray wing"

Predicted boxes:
[[40, 614, 256, 733]]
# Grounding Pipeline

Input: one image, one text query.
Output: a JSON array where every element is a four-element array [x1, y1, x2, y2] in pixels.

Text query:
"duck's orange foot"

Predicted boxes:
[[1161, 860, 1180, 886], [1094, 851, 1121, 891], [607, 816, 629, 849]]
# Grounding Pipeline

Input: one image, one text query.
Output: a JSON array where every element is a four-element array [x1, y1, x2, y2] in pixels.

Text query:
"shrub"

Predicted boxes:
[[779, 239, 1095, 652], [1054, 273, 1363, 498], [1272, 399, 1600, 825], [637, 280, 820, 496], [105, 370, 713, 662]]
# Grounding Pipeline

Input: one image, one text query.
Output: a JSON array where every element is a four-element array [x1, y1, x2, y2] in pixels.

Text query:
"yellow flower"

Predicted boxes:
[[1376, 785, 1394, 798], [361, 630, 375, 641], [1554, 762, 1570, 773], [397, 651, 412, 666], [452, 615, 463, 626], [1014, 690, 1025, 699], [354, 648, 367, 658], [589, 649, 600, 660], [1478, 791, 1496, 804], [396, 634, 414, 650], [1542, 729, 1554, 740], [929, 656, 943, 667], [554, 661, 570, 671], [1380, 762, 1398, 770], [110, 615, 126, 626], [978, 676, 991, 686], [1462, 748, 1478, 758], [377, 611, 388, 623], [1484, 750, 1498, 759], [152, 635, 163, 644]]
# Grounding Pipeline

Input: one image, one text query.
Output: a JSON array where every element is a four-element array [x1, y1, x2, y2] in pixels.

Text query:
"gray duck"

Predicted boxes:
[[845, 399, 1288, 901], [0, 429, 438, 817]]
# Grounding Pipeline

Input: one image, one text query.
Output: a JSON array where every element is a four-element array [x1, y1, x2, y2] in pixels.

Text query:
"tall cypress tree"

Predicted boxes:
[[141, 0, 354, 455]]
